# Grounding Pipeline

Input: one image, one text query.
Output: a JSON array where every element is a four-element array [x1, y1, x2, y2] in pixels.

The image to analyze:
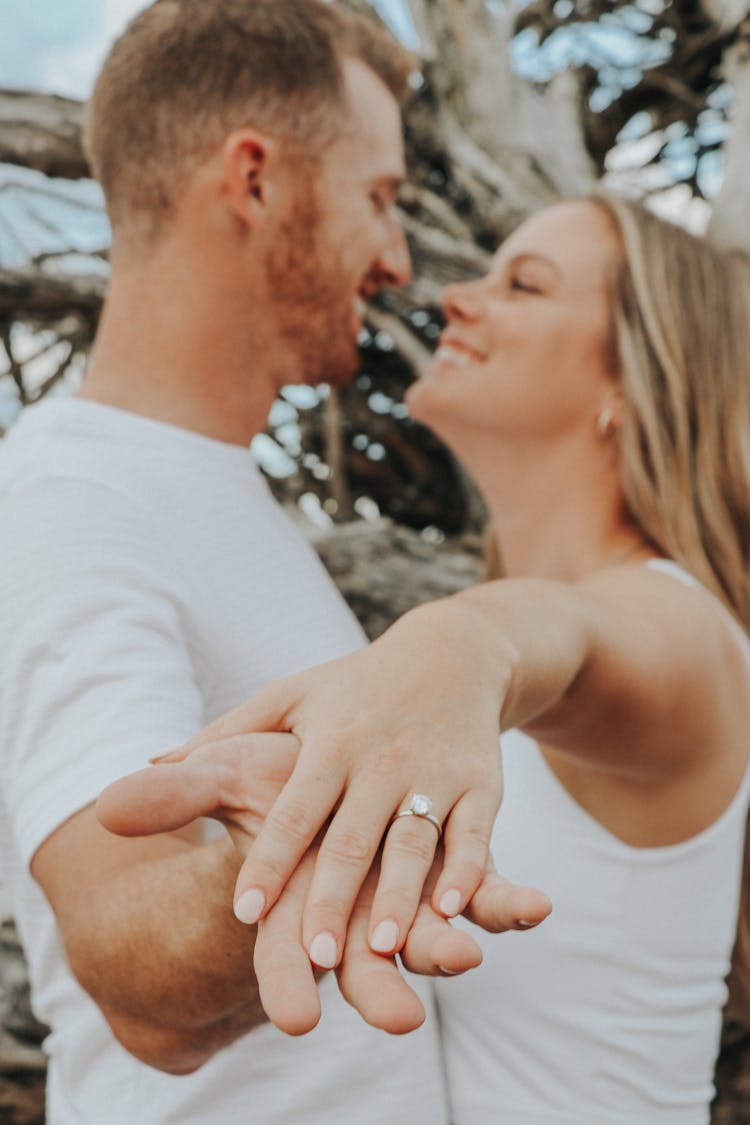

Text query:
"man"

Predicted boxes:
[[0, 3, 456, 1122]]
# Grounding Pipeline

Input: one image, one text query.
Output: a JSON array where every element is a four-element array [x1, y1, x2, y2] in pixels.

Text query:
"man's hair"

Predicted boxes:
[[83, 0, 415, 235]]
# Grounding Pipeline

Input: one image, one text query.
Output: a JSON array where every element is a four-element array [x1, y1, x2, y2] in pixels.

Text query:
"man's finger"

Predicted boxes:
[[96, 760, 229, 836], [464, 862, 552, 933], [254, 855, 322, 1036], [400, 900, 483, 977], [336, 888, 426, 1034]]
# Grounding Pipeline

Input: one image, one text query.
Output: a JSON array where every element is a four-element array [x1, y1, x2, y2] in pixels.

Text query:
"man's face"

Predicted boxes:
[[266, 58, 411, 388]]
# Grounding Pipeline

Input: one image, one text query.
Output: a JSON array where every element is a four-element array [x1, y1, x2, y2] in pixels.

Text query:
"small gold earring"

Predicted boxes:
[[596, 407, 616, 438]]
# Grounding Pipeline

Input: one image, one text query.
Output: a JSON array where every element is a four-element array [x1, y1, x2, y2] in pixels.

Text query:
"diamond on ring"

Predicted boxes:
[[389, 792, 443, 838]]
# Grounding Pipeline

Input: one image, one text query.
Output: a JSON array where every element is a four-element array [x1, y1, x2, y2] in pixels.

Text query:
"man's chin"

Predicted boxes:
[[309, 346, 360, 388]]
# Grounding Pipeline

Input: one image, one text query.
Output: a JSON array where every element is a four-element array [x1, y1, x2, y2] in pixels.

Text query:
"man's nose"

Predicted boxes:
[[376, 216, 412, 289]]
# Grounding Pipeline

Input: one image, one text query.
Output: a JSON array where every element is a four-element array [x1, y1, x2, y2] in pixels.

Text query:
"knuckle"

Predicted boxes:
[[323, 827, 372, 867], [371, 741, 409, 778], [454, 858, 485, 888], [267, 799, 315, 843], [378, 883, 421, 914], [388, 828, 435, 865], [457, 820, 491, 850], [308, 892, 350, 919]]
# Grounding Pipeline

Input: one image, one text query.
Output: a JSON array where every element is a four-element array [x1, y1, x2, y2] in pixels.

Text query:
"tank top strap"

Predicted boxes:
[[644, 557, 701, 587], [645, 556, 750, 655]]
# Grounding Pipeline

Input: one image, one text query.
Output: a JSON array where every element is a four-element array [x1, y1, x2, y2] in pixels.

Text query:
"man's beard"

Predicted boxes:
[[264, 183, 360, 388]]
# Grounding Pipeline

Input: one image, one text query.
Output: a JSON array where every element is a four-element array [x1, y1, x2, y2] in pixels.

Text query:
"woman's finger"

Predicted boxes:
[[182, 672, 307, 752], [430, 788, 501, 919], [254, 853, 322, 1036], [299, 777, 404, 968], [232, 757, 346, 926], [363, 793, 450, 957]]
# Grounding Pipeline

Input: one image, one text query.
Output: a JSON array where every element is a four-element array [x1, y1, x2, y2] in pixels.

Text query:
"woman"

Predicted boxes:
[[100, 195, 750, 1122]]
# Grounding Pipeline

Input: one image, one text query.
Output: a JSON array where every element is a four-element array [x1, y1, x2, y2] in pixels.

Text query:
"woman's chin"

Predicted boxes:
[[404, 377, 442, 426]]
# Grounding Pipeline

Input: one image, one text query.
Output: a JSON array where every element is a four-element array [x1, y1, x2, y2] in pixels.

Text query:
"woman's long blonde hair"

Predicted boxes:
[[590, 194, 750, 1020], [596, 194, 750, 626]]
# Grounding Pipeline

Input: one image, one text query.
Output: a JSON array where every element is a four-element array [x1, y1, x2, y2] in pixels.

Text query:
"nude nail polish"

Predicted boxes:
[[439, 889, 462, 917], [370, 919, 399, 953], [309, 932, 339, 969], [233, 888, 266, 925]]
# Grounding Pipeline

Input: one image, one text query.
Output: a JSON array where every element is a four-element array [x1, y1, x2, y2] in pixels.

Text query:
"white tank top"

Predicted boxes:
[[437, 561, 750, 1125]]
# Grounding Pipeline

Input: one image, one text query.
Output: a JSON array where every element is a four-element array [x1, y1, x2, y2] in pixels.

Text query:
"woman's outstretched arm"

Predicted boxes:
[[102, 563, 747, 988]]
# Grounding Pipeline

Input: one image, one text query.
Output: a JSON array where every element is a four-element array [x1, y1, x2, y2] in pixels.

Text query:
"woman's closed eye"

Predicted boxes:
[[509, 275, 542, 295]]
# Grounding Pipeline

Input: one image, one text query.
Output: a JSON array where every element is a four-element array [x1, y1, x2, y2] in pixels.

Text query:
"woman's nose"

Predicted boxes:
[[442, 280, 482, 322]]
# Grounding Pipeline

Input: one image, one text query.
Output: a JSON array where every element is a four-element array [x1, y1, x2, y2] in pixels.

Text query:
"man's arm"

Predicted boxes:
[[38, 726, 512, 1070], [31, 809, 273, 1074]]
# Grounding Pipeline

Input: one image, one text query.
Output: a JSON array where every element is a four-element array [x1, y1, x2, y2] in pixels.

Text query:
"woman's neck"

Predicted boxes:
[[463, 433, 643, 581]]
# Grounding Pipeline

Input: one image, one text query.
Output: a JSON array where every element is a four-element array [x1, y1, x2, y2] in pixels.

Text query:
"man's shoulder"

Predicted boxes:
[[1, 400, 121, 493], [0, 400, 156, 526]]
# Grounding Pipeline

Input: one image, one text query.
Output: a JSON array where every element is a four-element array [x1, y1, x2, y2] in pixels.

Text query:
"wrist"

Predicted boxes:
[[388, 594, 519, 718]]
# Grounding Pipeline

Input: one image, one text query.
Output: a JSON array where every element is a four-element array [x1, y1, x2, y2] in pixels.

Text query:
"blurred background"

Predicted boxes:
[[2, 0, 748, 542]]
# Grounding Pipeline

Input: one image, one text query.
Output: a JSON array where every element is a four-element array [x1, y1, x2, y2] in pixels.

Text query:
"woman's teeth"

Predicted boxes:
[[434, 345, 473, 368]]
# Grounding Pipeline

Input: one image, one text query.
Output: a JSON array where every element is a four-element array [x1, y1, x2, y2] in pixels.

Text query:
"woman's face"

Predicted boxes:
[[406, 201, 623, 452]]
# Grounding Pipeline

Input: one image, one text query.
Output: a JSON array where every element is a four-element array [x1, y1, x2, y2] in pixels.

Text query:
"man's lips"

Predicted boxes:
[[353, 296, 367, 320], [351, 295, 368, 341]]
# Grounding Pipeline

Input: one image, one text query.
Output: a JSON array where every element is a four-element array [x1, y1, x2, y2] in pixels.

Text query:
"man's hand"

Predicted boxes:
[[98, 733, 551, 1035]]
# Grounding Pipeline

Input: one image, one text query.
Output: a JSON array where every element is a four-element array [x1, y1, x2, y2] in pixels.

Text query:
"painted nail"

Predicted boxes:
[[233, 888, 266, 925], [439, 889, 462, 918], [309, 932, 339, 969], [370, 919, 400, 954], [516, 919, 540, 930]]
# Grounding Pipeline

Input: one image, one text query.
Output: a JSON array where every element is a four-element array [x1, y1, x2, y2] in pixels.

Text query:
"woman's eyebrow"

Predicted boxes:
[[506, 252, 563, 280]]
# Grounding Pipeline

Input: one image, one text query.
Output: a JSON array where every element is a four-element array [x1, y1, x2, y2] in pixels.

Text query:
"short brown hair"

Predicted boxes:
[[83, 0, 415, 234]]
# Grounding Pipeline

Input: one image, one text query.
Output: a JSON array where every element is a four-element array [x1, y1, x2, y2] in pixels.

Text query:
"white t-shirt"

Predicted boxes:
[[437, 566, 750, 1125], [0, 399, 449, 1125]]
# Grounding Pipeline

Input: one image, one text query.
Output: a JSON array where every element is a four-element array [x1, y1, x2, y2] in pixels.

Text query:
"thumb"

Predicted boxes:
[[180, 677, 300, 753], [97, 759, 229, 837]]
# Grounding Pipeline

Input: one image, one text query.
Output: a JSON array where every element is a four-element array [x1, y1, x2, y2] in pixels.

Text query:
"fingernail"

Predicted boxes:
[[437, 965, 458, 976], [233, 888, 266, 925], [370, 919, 399, 954], [516, 919, 540, 930], [309, 932, 339, 969], [439, 889, 462, 918]]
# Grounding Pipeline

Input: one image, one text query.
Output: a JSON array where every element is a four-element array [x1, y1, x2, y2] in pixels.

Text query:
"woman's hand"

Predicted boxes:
[[137, 599, 530, 971], [97, 725, 550, 1034]]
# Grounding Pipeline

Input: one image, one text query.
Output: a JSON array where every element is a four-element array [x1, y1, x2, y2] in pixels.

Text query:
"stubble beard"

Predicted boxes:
[[264, 182, 360, 388]]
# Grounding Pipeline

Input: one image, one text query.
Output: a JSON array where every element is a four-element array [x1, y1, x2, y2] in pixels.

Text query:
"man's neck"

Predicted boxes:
[[79, 267, 279, 446]]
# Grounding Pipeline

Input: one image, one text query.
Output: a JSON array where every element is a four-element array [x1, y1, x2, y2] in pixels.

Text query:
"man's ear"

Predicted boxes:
[[221, 129, 277, 228]]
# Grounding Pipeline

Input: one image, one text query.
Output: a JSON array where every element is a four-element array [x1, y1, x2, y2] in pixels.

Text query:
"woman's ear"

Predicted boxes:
[[595, 389, 625, 440], [221, 129, 277, 228]]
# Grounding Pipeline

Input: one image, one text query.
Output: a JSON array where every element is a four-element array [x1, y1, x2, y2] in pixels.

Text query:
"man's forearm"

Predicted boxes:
[[63, 835, 266, 1043], [100, 995, 265, 1075]]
